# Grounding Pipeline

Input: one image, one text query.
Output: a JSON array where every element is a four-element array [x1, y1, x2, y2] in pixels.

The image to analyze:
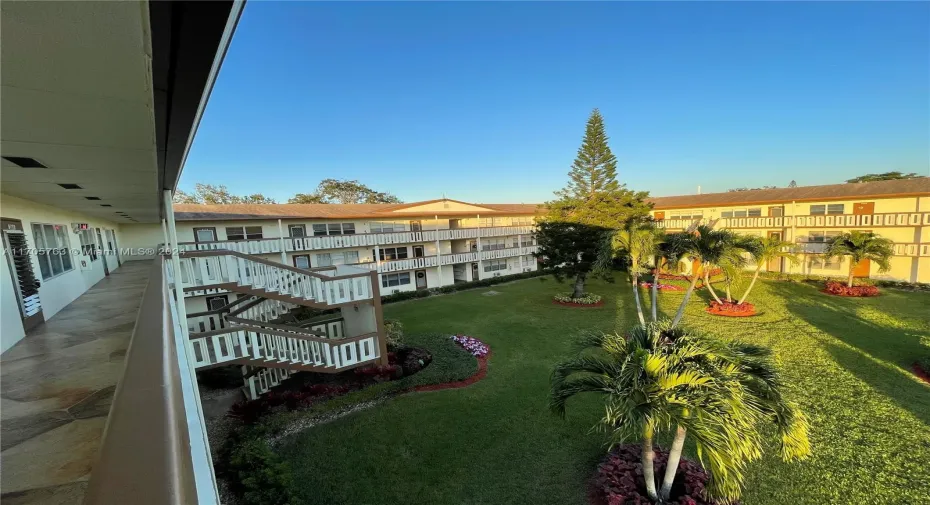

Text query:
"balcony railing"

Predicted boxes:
[[352, 245, 539, 273], [84, 257, 218, 505], [656, 211, 930, 230], [172, 225, 536, 254]]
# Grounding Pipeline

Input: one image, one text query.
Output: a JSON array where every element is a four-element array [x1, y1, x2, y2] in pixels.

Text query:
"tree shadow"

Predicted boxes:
[[765, 281, 930, 424]]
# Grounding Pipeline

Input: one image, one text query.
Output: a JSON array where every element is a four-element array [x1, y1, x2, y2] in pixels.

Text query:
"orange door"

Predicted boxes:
[[853, 202, 874, 215], [691, 258, 702, 277], [654, 211, 665, 221], [852, 258, 871, 277]]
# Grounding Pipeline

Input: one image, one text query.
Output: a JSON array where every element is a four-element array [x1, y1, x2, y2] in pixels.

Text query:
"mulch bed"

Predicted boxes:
[[705, 301, 757, 317], [412, 352, 490, 393], [553, 300, 605, 308], [912, 363, 930, 385], [822, 281, 880, 297]]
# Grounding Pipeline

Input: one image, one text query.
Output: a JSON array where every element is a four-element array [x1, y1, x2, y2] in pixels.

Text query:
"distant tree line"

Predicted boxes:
[[173, 179, 402, 205]]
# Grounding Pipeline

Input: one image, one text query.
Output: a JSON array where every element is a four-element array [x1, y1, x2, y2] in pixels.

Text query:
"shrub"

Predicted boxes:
[[757, 271, 930, 291], [384, 318, 404, 350], [823, 281, 880, 297], [226, 438, 296, 505], [553, 292, 602, 305], [916, 356, 930, 373], [593, 444, 734, 505], [705, 300, 757, 316]]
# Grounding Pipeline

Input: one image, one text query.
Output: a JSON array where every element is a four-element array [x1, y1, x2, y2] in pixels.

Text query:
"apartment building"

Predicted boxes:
[[649, 178, 930, 283]]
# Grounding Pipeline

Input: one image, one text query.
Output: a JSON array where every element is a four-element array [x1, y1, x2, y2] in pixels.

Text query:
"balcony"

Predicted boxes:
[[352, 245, 539, 273], [656, 211, 930, 230], [173, 225, 536, 254]]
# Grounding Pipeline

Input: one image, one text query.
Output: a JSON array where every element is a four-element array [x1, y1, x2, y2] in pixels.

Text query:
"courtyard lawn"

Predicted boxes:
[[278, 276, 930, 505]]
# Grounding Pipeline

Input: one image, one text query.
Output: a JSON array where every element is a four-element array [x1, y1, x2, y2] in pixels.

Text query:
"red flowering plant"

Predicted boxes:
[[640, 282, 683, 291], [823, 281, 879, 297], [705, 300, 757, 317]]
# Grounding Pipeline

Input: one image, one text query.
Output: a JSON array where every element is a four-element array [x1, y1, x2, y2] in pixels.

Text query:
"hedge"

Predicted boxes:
[[380, 268, 555, 304], [756, 271, 930, 292]]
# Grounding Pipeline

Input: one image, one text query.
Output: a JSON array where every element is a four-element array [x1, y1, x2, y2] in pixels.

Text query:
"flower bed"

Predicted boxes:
[[705, 300, 757, 317], [822, 281, 880, 297], [451, 335, 490, 357], [553, 293, 604, 307], [640, 282, 683, 291], [591, 444, 736, 505]]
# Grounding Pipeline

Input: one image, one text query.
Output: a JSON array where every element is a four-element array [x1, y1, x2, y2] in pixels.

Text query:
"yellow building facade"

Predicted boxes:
[[648, 178, 930, 283]]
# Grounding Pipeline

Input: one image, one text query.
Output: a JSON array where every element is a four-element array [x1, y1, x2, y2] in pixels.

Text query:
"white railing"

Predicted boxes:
[[656, 212, 930, 230], [174, 226, 536, 253], [479, 245, 538, 260], [188, 325, 379, 376], [172, 252, 373, 306]]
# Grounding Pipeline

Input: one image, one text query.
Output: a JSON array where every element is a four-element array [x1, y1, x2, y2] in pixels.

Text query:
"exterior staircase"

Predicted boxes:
[[170, 250, 386, 399]]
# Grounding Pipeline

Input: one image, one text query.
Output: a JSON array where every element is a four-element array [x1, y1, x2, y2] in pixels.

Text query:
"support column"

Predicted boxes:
[[161, 219, 169, 254], [370, 270, 389, 365], [435, 214, 441, 286], [476, 213, 482, 280], [277, 219, 287, 264]]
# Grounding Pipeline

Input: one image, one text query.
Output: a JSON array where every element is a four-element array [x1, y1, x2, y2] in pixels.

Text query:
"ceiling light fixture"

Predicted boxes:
[[84, 196, 101, 200], [58, 183, 83, 189], [2, 156, 47, 168]]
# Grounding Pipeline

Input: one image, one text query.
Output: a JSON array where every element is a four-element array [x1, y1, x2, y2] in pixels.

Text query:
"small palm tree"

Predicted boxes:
[[736, 235, 800, 304], [606, 222, 662, 325], [824, 231, 894, 287], [550, 321, 810, 502], [664, 225, 751, 326]]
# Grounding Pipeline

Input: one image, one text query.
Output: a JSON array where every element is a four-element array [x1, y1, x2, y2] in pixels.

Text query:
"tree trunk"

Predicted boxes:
[[704, 270, 723, 304], [572, 273, 586, 298], [671, 274, 701, 329], [632, 274, 646, 325], [847, 262, 856, 288], [642, 429, 659, 502], [738, 266, 762, 305], [650, 265, 658, 322], [660, 426, 688, 501], [725, 282, 732, 303]]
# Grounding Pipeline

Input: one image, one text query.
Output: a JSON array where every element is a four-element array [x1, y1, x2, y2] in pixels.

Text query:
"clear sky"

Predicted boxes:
[[181, 1, 930, 203]]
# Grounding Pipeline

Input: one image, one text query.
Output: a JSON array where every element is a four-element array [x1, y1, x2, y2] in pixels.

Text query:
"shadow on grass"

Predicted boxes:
[[766, 281, 930, 425]]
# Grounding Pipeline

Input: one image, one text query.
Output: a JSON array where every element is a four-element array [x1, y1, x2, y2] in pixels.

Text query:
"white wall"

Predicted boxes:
[[1, 256, 26, 352], [118, 223, 163, 260], [0, 194, 124, 352]]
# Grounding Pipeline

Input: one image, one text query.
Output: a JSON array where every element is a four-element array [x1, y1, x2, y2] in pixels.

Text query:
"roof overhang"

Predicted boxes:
[[0, 1, 242, 223]]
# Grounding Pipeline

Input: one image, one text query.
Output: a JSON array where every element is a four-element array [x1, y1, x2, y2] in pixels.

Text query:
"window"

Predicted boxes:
[[413, 246, 425, 258], [769, 207, 784, 217], [484, 259, 507, 272], [293, 255, 311, 269], [313, 223, 356, 235], [377, 247, 408, 261], [808, 231, 842, 243], [194, 227, 216, 242], [721, 211, 734, 218], [810, 256, 842, 270], [288, 224, 306, 238], [31, 223, 74, 280], [381, 272, 411, 288], [225, 226, 263, 240], [312, 224, 327, 236], [78, 229, 98, 262], [747, 208, 762, 217], [513, 216, 534, 226], [521, 256, 535, 268], [827, 204, 845, 215], [481, 238, 506, 251], [733, 209, 748, 218], [520, 235, 536, 247], [342, 223, 355, 235], [327, 223, 342, 235], [315, 251, 359, 267], [670, 210, 704, 220], [371, 221, 405, 233], [480, 217, 508, 227], [206, 295, 229, 311]]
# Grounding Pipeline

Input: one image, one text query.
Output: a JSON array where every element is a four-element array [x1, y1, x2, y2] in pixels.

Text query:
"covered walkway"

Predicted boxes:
[[0, 261, 151, 504]]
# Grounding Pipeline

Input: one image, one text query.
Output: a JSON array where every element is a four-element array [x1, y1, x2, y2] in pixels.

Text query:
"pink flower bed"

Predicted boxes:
[[451, 335, 490, 357], [640, 282, 683, 291]]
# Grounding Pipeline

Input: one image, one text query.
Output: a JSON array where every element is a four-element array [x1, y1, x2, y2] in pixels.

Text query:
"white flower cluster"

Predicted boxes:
[[451, 335, 490, 357]]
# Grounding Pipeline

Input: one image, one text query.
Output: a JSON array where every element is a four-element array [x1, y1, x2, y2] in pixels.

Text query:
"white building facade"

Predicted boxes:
[[119, 199, 541, 314]]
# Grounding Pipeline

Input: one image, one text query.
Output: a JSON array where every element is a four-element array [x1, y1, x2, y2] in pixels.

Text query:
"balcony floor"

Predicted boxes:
[[0, 261, 150, 505]]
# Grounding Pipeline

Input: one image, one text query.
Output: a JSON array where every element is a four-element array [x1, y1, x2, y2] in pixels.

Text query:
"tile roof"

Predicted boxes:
[[647, 177, 930, 210], [173, 201, 542, 221]]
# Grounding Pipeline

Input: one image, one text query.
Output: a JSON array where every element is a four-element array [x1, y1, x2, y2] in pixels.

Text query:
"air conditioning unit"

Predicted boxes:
[[523, 268, 531, 273], [493, 273, 501, 277], [390, 289, 399, 294]]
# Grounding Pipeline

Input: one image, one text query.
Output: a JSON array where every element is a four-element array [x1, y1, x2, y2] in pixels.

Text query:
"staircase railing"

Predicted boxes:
[[172, 250, 374, 306]]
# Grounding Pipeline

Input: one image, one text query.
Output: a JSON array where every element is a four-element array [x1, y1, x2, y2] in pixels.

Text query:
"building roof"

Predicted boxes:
[[173, 200, 542, 221], [647, 177, 930, 210]]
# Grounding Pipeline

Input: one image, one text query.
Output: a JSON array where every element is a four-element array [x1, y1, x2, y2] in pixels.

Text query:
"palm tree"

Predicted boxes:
[[549, 321, 810, 503], [737, 235, 800, 304], [823, 231, 894, 287], [665, 226, 750, 327], [608, 223, 662, 325]]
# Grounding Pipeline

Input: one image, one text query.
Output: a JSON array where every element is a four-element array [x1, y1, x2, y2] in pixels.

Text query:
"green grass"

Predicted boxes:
[[277, 275, 930, 505]]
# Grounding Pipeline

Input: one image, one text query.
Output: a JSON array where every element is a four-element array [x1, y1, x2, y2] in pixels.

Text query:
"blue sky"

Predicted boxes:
[[181, 1, 930, 203]]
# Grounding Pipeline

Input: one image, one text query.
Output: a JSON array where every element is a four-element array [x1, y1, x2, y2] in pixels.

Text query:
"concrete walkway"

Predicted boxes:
[[1, 261, 150, 505]]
